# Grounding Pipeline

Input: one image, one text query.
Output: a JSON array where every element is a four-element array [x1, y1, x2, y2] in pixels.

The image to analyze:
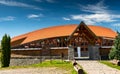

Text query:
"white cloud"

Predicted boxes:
[[0, 16, 15, 22], [113, 23, 120, 27], [0, 0, 42, 10], [79, 0, 107, 14], [68, 1, 120, 24], [111, 15, 120, 18], [63, 17, 71, 21], [27, 14, 43, 19], [71, 13, 116, 24]]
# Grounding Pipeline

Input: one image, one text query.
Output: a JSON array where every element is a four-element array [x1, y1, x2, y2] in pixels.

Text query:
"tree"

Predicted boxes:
[[109, 32, 120, 60], [1, 34, 11, 67]]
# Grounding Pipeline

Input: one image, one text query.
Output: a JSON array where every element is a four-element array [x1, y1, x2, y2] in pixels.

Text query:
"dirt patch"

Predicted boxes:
[[0, 67, 68, 74]]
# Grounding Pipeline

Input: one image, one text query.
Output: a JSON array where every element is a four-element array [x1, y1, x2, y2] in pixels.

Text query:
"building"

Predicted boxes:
[[11, 22, 117, 60]]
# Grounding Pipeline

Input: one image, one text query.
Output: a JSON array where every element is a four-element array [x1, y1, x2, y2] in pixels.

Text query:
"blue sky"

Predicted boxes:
[[0, 0, 120, 40]]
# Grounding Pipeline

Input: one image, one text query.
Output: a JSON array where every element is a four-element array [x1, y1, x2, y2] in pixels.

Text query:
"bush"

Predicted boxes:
[[109, 48, 116, 59]]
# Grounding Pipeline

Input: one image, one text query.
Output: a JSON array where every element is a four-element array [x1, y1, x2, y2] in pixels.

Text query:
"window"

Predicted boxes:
[[81, 48, 84, 51], [85, 48, 88, 51], [74, 48, 77, 52]]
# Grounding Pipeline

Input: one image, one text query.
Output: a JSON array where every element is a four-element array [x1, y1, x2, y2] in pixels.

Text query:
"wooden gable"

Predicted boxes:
[[68, 21, 97, 45]]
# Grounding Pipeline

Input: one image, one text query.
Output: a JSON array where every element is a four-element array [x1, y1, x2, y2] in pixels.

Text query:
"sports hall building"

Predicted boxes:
[[11, 22, 117, 60]]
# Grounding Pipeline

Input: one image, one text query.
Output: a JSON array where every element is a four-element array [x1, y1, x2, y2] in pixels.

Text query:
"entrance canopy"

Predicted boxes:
[[68, 21, 97, 45]]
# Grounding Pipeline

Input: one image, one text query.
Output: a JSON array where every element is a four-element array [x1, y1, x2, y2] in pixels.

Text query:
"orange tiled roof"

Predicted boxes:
[[88, 25, 117, 38], [11, 24, 117, 46]]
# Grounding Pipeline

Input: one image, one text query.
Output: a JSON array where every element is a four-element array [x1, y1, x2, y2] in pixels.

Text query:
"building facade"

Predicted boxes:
[[11, 22, 117, 60]]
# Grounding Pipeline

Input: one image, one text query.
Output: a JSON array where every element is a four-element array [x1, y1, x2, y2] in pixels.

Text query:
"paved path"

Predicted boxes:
[[77, 60, 120, 74], [0, 67, 67, 74]]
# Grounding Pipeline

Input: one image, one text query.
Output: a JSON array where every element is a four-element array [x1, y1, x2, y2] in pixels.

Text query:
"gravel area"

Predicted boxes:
[[0, 67, 68, 74]]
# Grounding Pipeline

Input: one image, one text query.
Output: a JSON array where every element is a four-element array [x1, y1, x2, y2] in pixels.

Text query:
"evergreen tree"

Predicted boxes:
[[1, 34, 11, 67], [109, 32, 120, 60]]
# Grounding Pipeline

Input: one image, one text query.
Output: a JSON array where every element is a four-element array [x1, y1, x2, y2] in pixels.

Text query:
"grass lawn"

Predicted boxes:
[[0, 51, 84, 74], [0, 60, 78, 74], [31, 60, 77, 74], [99, 60, 120, 70]]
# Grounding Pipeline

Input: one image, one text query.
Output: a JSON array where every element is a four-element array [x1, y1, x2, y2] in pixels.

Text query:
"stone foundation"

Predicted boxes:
[[10, 57, 42, 66], [88, 45, 100, 60], [10, 56, 68, 66], [68, 45, 74, 60]]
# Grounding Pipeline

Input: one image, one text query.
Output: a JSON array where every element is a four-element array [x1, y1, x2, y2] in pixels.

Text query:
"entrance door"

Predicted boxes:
[[74, 47, 81, 57], [77, 47, 81, 57], [74, 47, 89, 59]]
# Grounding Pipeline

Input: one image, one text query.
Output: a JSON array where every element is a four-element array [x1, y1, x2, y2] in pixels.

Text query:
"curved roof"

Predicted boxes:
[[88, 25, 117, 38], [11, 24, 117, 46]]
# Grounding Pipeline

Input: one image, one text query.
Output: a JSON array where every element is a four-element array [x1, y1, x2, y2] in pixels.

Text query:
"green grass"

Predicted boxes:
[[31, 60, 77, 74], [0, 50, 83, 74], [0, 60, 77, 74], [99, 60, 120, 70]]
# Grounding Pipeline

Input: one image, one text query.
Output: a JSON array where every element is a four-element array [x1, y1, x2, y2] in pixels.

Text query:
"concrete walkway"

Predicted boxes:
[[77, 60, 120, 74]]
